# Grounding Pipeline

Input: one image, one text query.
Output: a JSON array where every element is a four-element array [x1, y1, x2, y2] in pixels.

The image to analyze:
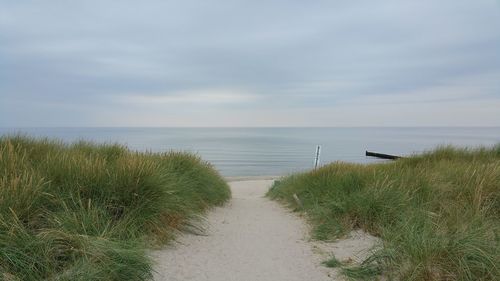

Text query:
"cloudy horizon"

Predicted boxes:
[[1, 0, 500, 127]]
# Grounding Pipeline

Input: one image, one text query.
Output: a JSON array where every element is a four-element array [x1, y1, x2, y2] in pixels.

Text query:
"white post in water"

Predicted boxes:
[[314, 145, 321, 169]]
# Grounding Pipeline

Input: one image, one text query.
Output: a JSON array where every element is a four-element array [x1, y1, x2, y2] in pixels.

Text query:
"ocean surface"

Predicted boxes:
[[1, 127, 499, 176]]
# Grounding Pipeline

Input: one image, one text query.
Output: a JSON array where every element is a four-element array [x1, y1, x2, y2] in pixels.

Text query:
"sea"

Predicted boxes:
[[1, 127, 499, 177]]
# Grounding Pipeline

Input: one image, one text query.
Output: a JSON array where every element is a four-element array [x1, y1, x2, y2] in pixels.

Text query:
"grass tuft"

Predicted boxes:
[[0, 135, 230, 280], [268, 145, 500, 281], [322, 256, 342, 268]]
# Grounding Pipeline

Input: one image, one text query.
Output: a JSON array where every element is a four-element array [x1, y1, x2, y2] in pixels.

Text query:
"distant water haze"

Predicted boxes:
[[1, 127, 499, 176]]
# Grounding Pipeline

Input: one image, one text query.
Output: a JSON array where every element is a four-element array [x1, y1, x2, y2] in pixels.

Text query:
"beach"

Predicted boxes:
[[152, 179, 378, 281]]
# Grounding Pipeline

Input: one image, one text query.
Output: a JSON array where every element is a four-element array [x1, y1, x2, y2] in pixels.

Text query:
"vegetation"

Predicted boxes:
[[268, 145, 500, 281], [0, 136, 230, 280]]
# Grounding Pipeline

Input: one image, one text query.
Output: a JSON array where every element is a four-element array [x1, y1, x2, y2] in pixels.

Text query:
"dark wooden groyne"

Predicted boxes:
[[365, 151, 402, 160]]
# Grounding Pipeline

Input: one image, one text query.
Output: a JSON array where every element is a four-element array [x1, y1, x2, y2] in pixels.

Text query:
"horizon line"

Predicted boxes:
[[2, 126, 500, 129]]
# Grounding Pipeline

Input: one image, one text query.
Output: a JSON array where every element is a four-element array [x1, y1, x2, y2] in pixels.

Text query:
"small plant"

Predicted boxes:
[[322, 256, 342, 268], [342, 264, 381, 281]]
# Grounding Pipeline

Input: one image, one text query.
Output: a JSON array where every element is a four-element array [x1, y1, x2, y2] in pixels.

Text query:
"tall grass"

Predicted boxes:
[[0, 136, 230, 280], [268, 145, 500, 280]]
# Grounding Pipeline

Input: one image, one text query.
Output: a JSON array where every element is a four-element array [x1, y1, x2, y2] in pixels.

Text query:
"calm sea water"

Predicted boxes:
[[1, 127, 499, 176]]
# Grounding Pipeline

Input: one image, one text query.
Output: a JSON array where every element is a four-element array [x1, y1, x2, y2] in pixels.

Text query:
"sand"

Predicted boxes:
[[153, 179, 378, 281]]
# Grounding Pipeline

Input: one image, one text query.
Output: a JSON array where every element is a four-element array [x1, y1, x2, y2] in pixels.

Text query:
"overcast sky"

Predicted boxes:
[[1, 0, 499, 127]]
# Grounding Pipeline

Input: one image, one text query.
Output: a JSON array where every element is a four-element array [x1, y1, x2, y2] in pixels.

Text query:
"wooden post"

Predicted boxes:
[[314, 145, 321, 169], [365, 150, 401, 160]]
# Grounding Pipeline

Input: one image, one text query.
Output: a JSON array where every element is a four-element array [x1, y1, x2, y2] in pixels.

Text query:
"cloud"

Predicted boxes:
[[120, 89, 259, 105], [0, 0, 499, 126], [336, 70, 500, 106]]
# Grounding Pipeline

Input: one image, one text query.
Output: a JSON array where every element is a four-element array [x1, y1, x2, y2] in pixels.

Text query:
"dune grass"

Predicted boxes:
[[0, 136, 230, 281], [268, 145, 500, 281]]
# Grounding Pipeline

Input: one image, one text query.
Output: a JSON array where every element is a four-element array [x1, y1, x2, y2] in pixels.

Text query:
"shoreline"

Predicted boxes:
[[224, 175, 282, 182]]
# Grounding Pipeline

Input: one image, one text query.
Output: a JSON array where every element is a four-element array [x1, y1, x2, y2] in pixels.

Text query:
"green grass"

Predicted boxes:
[[0, 135, 230, 280], [322, 256, 342, 268], [268, 145, 500, 281]]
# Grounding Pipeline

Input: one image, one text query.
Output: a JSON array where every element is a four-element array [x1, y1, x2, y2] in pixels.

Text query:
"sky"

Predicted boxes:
[[1, 0, 500, 127]]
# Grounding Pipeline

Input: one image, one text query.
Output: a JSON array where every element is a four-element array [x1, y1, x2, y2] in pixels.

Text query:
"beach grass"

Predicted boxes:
[[0, 135, 230, 280], [268, 145, 500, 281]]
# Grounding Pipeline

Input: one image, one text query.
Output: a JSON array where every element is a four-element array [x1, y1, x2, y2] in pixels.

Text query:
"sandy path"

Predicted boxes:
[[152, 179, 334, 281]]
